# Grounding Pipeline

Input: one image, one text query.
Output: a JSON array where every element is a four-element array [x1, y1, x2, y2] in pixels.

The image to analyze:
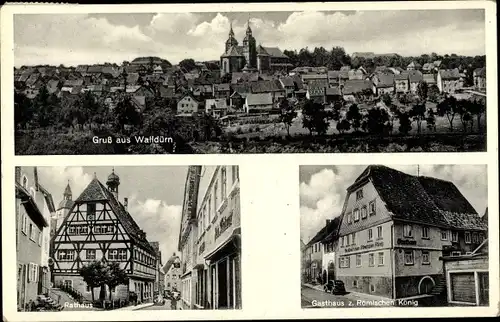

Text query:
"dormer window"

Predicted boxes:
[[356, 189, 363, 200]]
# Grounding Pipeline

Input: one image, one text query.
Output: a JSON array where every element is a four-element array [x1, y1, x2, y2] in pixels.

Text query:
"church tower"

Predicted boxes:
[[242, 18, 257, 69], [225, 20, 238, 53], [106, 168, 120, 200], [52, 181, 73, 236]]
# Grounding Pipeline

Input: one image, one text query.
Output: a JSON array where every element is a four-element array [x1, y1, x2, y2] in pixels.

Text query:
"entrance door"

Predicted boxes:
[[478, 272, 489, 306], [217, 259, 228, 309], [19, 264, 27, 310]]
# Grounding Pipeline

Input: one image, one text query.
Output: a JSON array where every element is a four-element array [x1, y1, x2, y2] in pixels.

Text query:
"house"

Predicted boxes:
[[408, 70, 424, 94], [437, 69, 464, 93], [372, 73, 395, 96], [325, 87, 342, 104], [301, 74, 328, 88], [149, 242, 163, 296], [205, 98, 229, 118], [335, 165, 487, 300], [159, 85, 177, 100], [327, 71, 341, 87], [26, 73, 43, 89], [126, 73, 140, 86], [153, 65, 163, 75], [230, 91, 245, 111], [422, 63, 435, 72], [213, 83, 231, 99], [126, 85, 155, 98], [51, 170, 157, 304], [279, 77, 296, 98], [341, 79, 373, 102], [394, 72, 410, 93], [348, 68, 365, 80], [442, 239, 488, 306], [179, 166, 241, 309], [473, 67, 486, 91], [244, 93, 274, 113], [423, 73, 437, 86], [162, 253, 181, 293], [388, 67, 404, 75], [16, 167, 54, 311], [63, 79, 84, 89], [46, 79, 61, 95], [250, 80, 286, 102], [177, 93, 200, 115], [320, 217, 342, 283], [407, 61, 422, 71]]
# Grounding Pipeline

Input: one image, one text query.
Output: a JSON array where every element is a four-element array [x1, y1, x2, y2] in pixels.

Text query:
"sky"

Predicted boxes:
[[299, 165, 488, 244], [14, 9, 485, 67], [37, 166, 188, 265]]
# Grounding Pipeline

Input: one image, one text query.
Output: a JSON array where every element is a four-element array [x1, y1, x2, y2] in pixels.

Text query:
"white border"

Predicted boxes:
[[2, 1, 499, 320]]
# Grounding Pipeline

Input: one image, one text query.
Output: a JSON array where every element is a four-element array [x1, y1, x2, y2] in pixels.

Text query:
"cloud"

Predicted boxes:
[[39, 166, 93, 197], [14, 10, 485, 66]]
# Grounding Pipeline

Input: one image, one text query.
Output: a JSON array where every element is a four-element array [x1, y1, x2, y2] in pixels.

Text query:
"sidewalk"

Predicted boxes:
[[115, 302, 154, 311], [302, 283, 393, 301]]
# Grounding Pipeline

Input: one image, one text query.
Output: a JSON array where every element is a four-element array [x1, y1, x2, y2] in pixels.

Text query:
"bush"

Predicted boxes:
[[236, 127, 243, 134]]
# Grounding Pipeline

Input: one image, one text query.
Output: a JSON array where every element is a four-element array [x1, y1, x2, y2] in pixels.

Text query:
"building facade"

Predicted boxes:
[[162, 253, 181, 293], [50, 170, 157, 304], [16, 167, 54, 311], [336, 165, 487, 300], [178, 165, 242, 310]]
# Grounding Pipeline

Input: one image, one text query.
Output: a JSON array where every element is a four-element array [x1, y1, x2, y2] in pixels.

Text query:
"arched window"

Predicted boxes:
[[22, 175, 28, 189]]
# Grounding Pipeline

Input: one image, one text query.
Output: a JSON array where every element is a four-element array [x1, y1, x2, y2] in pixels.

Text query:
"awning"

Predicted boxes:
[[204, 228, 241, 262]]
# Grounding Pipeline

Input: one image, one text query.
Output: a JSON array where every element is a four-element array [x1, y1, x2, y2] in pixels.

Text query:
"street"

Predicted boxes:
[[137, 299, 177, 310], [301, 285, 402, 308]]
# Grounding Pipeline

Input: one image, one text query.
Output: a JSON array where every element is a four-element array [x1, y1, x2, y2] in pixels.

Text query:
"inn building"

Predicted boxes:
[[178, 165, 241, 309], [50, 169, 157, 303], [336, 165, 487, 300]]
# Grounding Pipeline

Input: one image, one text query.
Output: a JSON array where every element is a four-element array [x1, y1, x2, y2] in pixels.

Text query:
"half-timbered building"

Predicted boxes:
[[50, 170, 157, 303]]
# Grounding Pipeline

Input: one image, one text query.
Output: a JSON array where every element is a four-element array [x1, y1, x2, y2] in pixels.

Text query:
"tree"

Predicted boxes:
[[436, 95, 458, 132], [426, 108, 437, 132], [178, 58, 197, 72], [427, 84, 440, 103], [336, 118, 351, 134], [416, 81, 429, 102], [104, 262, 129, 308], [409, 103, 426, 134], [301, 100, 329, 136], [468, 98, 486, 133], [79, 260, 109, 304], [363, 107, 390, 135], [14, 92, 33, 130], [278, 98, 297, 137], [346, 104, 362, 132], [456, 99, 473, 132], [114, 95, 142, 132], [381, 93, 392, 108], [398, 112, 412, 135]]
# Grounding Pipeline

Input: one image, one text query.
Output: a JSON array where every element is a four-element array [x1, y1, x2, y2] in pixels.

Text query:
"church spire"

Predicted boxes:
[[63, 180, 72, 200], [229, 19, 235, 37], [246, 15, 252, 35]]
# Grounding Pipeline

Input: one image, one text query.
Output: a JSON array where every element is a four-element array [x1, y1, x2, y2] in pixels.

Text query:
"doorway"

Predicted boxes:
[[217, 259, 228, 309]]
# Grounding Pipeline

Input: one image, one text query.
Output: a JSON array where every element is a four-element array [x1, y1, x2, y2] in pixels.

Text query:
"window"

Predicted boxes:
[[465, 232, 471, 244], [451, 231, 458, 242], [472, 232, 478, 243], [378, 252, 384, 266], [479, 233, 484, 243], [353, 208, 360, 222], [340, 236, 345, 247], [214, 181, 219, 209], [369, 200, 376, 216], [369, 253, 374, 267], [356, 254, 362, 267], [361, 206, 367, 219], [351, 233, 356, 245], [22, 215, 28, 234], [403, 224, 413, 238], [119, 249, 127, 261], [441, 230, 448, 241], [108, 249, 118, 260], [370, 284, 376, 293], [29, 224, 35, 241], [353, 280, 358, 288], [422, 251, 430, 264], [422, 226, 429, 239], [404, 250, 414, 265], [368, 228, 373, 241], [232, 166, 239, 184], [339, 256, 350, 268], [347, 212, 352, 224], [377, 226, 383, 239], [221, 167, 227, 199], [451, 251, 461, 257], [346, 234, 350, 246], [86, 249, 96, 260], [87, 203, 96, 220], [38, 229, 42, 245], [356, 189, 363, 200]]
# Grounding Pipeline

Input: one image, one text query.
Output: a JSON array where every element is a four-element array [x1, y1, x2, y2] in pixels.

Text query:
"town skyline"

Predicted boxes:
[[36, 166, 187, 264], [300, 165, 488, 244], [14, 9, 485, 67]]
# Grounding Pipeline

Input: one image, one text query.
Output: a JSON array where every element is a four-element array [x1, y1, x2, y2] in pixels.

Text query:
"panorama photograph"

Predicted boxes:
[[13, 9, 487, 154]]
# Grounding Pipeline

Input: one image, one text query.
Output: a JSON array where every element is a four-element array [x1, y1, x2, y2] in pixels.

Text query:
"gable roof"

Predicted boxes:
[[74, 177, 154, 252], [251, 80, 284, 93], [408, 70, 423, 83], [375, 73, 395, 87], [423, 73, 436, 84], [439, 69, 461, 80], [473, 67, 486, 77], [342, 79, 372, 94], [214, 83, 230, 91], [262, 47, 288, 58], [349, 165, 485, 230], [307, 217, 341, 246], [64, 79, 84, 87], [279, 76, 295, 87], [246, 93, 273, 106], [222, 45, 244, 57]]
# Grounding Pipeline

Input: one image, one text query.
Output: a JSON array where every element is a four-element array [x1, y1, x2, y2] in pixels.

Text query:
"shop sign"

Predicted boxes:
[[397, 238, 417, 245], [215, 214, 233, 241], [344, 241, 384, 253]]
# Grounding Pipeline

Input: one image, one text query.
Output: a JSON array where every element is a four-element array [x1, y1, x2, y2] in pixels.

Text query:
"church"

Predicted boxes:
[[220, 20, 292, 76]]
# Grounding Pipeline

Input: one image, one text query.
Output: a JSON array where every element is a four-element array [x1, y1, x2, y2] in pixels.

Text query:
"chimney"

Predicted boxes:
[[124, 197, 128, 210]]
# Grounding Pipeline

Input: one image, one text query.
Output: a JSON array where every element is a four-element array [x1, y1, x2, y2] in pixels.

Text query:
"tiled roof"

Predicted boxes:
[[262, 46, 288, 58], [342, 79, 372, 95], [74, 177, 154, 252], [408, 70, 423, 83], [423, 73, 436, 84], [46, 79, 60, 94], [223, 45, 244, 57], [325, 87, 341, 96], [126, 73, 140, 85], [246, 93, 273, 106], [205, 98, 228, 110], [159, 85, 176, 98], [439, 69, 461, 80], [231, 72, 259, 84], [395, 71, 409, 80], [26, 73, 41, 86], [327, 71, 341, 80], [473, 67, 486, 77], [349, 165, 485, 230], [307, 217, 341, 246], [251, 80, 284, 93], [279, 76, 295, 87], [64, 79, 84, 87], [161, 253, 181, 274], [214, 83, 230, 91], [375, 73, 395, 87]]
